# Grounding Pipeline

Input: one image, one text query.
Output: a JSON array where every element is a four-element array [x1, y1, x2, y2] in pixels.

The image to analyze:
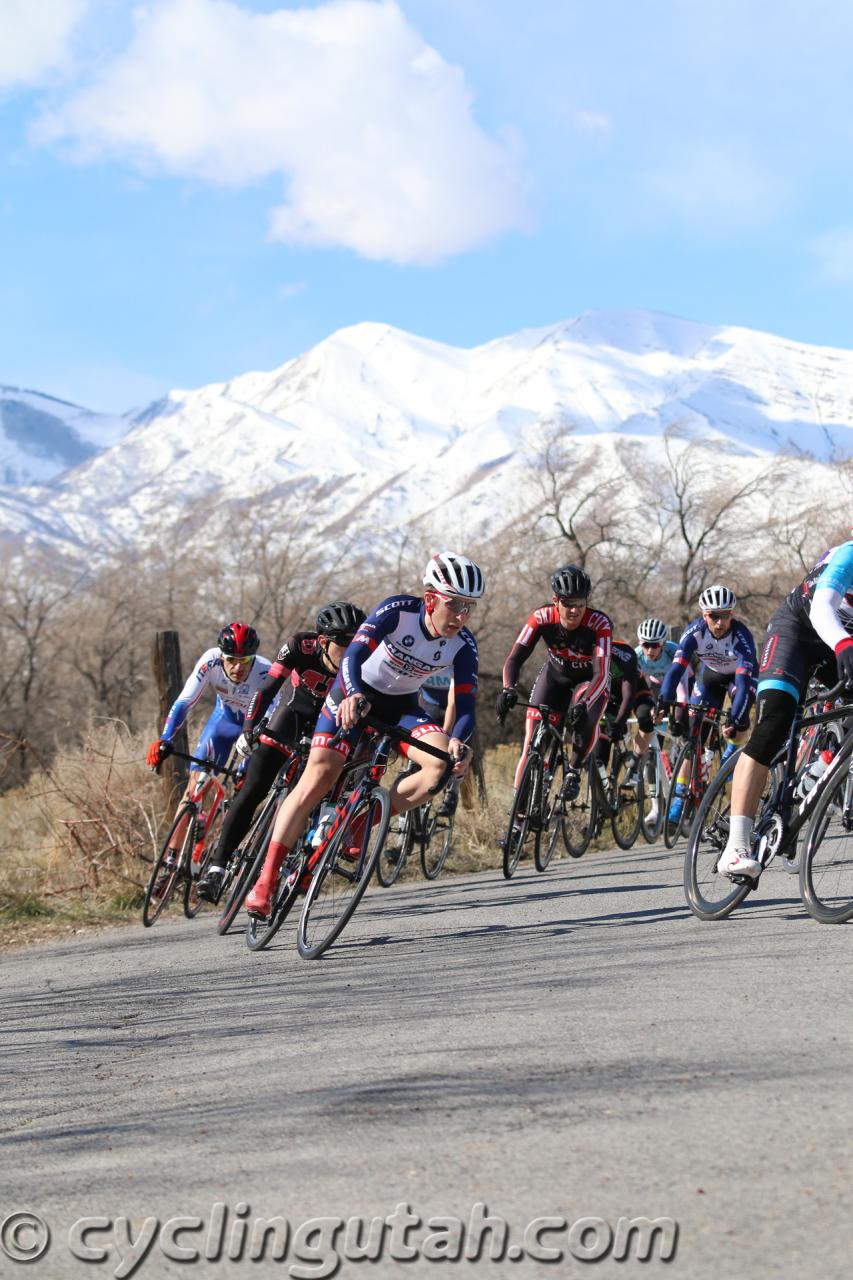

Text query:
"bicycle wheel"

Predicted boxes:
[[297, 786, 391, 959], [183, 800, 225, 919], [640, 752, 664, 844], [245, 845, 308, 950], [142, 804, 194, 927], [800, 762, 853, 923], [217, 801, 277, 935], [535, 754, 565, 872], [664, 741, 697, 849], [502, 752, 541, 879], [421, 803, 453, 880], [562, 759, 597, 858], [376, 808, 414, 887], [683, 750, 751, 919], [611, 751, 644, 850]]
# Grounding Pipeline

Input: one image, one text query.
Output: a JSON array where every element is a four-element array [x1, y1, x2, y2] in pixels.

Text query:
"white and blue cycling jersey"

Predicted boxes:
[[420, 669, 453, 714], [161, 648, 273, 765], [660, 617, 756, 724], [339, 594, 478, 741]]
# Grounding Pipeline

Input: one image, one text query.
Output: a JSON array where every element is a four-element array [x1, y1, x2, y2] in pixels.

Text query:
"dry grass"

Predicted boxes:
[[0, 721, 166, 943]]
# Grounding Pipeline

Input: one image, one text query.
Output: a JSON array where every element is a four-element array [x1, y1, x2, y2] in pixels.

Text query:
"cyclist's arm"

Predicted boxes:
[[242, 642, 297, 733], [610, 677, 634, 736], [442, 682, 456, 737], [339, 605, 401, 697], [502, 611, 542, 689], [728, 625, 757, 724], [449, 634, 479, 743], [580, 613, 612, 707], [660, 631, 697, 703], [161, 651, 214, 741]]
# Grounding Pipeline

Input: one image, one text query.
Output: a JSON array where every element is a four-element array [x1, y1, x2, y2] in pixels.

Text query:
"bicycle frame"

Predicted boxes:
[[753, 693, 853, 868]]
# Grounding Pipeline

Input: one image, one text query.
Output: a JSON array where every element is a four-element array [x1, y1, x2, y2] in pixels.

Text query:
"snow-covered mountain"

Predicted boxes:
[[2, 310, 852, 559], [0, 387, 129, 487]]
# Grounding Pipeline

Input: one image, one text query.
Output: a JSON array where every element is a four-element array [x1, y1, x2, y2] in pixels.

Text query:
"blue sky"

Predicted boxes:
[[2, 0, 853, 412]]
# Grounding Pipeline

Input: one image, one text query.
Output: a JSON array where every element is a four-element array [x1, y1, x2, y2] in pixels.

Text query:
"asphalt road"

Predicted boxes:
[[3, 840, 852, 1280]]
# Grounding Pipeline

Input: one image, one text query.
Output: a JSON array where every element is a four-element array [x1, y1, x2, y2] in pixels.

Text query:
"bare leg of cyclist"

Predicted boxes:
[[245, 747, 345, 916], [390, 732, 455, 810]]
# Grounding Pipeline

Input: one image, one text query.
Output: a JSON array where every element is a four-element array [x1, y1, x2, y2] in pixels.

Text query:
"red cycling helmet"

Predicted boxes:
[[218, 622, 260, 656]]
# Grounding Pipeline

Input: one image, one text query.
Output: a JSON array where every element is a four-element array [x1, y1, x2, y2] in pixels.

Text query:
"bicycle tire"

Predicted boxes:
[[297, 787, 391, 959], [183, 801, 225, 919], [562, 759, 597, 858], [800, 760, 853, 923], [245, 845, 308, 950], [535, 752, 565, 872], [640, 750, 665, 844], [216, 801, 277, 935], [611, 750, 644, 850], [142, 803, 194, 927], [421, 803, 453, 880], [503, 752, 540, 879], [376, 807, 414, 887], [683, 750, 751, 919], [664, 741, 697, 848]]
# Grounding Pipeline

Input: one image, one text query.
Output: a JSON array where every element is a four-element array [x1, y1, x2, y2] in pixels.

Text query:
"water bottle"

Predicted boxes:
[[311, 803, 337, 848], [798, 748, 834, 797], [700, 747, 714, 784]]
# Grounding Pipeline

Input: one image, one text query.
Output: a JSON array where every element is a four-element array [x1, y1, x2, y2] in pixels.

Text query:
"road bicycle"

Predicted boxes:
[[501, 703, 572, 878], [296, 709, 453, 959], [638, 718, 674, 843], [420, 775, 459, 880], [376, 769, 461, 886], [663, 703, 726, 849], [683, 680, 851, 920], [559, 733, 644, 858], [214, 735, 312, 941], [142, 752, 238, 927]]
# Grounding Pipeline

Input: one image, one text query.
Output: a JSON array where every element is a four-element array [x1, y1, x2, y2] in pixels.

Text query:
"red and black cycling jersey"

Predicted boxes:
[[502, 604, 612, 706], [244, 632, 337, 733]]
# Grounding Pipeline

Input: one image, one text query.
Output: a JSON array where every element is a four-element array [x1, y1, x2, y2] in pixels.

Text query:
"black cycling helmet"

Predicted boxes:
[[550, 565, 591, 599], [218, 621, 260, 656], [315, 601, 366, 643]]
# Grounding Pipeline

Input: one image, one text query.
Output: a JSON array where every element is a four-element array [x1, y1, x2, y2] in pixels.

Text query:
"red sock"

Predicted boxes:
[[258, 840, 290, 888]]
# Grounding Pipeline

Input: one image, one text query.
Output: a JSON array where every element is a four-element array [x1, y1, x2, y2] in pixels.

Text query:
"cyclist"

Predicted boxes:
[[599, 638, 643, 770], [146, 623, 271, 874], [196, 602, 366, 903], [660, 586, 757, 824], [244, 551, 485, 918], [497, 565, 612, 802], [716, 541, 853, 878]]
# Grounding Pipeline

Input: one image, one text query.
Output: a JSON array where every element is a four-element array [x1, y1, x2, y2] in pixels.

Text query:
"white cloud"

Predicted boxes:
[[278, 281, 307, 299], [33, 0, 529, 265], [636, 142, 789, 236], [809, 227, 853, 285], [573, 109, 611, 139], [0, 0, 90, 90]]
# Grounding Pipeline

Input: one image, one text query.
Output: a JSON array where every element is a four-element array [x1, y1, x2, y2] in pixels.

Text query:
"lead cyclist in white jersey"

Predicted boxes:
[[245, 552, 485, 918]]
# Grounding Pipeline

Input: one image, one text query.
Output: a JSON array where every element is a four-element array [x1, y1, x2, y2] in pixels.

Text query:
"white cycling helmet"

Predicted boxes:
[[698, 584, 736, 611], [637, 617, 669, 644], [423, 551, 485, 599]]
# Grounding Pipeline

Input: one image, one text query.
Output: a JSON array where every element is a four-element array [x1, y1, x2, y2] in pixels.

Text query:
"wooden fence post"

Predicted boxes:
[[151, 630, 189, 819]]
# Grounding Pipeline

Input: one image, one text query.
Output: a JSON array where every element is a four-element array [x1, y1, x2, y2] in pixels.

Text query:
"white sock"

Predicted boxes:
[[208, 864, 225, 875], [728, 816, 753, 850]]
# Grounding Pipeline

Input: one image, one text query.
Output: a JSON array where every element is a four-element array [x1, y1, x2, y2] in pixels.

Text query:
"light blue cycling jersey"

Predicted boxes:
[[635, 640, 678, 683]]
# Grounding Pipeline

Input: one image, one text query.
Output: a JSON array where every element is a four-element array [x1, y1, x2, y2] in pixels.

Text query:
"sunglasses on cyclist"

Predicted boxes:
[[325, 632, 355, 647], [641, 641, 663, 650], [436, 593, 477, 616], [556, 596, 587, 609], [222, 654, 254, 667], [705, 610, 732, 622]]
